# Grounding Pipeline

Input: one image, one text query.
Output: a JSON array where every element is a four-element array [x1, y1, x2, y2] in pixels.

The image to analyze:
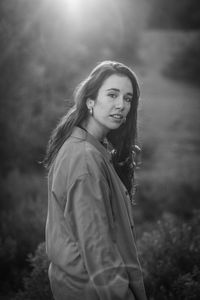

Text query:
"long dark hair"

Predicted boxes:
[[44, 60, 140, 196]]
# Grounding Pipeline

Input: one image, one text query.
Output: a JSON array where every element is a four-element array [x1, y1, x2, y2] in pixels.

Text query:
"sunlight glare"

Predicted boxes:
[[45, 0, 126, 42], [67, 0, 82, 15], [53, 0, 85, 18]]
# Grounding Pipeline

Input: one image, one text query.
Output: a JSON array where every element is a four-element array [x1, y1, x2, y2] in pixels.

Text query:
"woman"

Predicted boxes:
[[44, 61, 147, 300]]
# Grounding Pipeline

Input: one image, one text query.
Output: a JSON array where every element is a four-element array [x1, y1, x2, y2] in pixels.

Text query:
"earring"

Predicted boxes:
[[89, 107, 93, 116]]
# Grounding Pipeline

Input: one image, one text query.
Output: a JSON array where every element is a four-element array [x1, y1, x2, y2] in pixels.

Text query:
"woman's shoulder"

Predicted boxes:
[[63, 136, 104, 160], [53, 136, 106, 180]]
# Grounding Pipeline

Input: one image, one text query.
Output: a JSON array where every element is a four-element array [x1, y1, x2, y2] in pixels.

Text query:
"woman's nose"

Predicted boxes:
[[115, 95, 124, 109]]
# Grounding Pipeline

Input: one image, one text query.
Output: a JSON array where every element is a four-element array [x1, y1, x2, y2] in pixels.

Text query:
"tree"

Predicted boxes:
[[146, 0, 200, 29]]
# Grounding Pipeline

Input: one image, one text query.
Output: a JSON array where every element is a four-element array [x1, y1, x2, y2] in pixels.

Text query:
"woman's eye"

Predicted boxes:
[[108, 93, 117, 98], [124, 96, 132, 103]]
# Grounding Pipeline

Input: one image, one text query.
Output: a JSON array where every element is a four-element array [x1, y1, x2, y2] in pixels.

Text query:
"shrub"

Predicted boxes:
[[12, 212, 200, 300], [13, 243, 53, 300], [138, 211, 200, 299], [0, 170, 47, 296], [136, 165, 200, 223], [163, 33, 200, 87]]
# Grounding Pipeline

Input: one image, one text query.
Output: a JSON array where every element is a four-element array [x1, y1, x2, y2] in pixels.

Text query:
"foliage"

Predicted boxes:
[[12, 243, 53, 300], [0, 170, 47, 296], [11, 213, 200, 300], [138, 212, 200, 299], [134, 166, 200, 224], [146, 0, 200, 29], [163, 33, 200, 87]]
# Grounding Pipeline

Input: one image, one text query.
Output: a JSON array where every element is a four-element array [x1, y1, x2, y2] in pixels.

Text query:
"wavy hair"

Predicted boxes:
[[44, 60, 140, 196]]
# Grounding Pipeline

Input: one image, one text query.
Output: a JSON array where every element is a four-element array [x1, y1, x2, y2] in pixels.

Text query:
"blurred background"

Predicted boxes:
[[0, 0, 200, 299]]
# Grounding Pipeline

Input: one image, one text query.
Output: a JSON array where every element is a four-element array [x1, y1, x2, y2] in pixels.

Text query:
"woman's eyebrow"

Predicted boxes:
[[106, 88, 120, 92], [106, 88, 133, 96]]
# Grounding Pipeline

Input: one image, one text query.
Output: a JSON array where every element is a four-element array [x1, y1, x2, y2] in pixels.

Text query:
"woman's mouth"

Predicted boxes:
[[110, 114, 123, 120]]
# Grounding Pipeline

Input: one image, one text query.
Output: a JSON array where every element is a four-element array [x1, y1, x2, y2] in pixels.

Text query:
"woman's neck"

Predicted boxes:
[[80, 119, 108, 142]]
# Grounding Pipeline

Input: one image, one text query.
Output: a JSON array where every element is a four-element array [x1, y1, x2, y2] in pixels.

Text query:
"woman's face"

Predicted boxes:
[[86, 74, 133, 140]]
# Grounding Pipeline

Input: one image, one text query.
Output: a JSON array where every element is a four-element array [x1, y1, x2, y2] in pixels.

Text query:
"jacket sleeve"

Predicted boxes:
[[65, 173, 135, 300]]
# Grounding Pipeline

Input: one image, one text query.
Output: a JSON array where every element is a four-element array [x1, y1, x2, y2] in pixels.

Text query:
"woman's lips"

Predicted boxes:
[[110, 114, 123, 120]]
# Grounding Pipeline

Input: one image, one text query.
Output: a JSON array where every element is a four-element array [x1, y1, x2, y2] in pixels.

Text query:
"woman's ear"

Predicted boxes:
[[86, 98, 95, 110]]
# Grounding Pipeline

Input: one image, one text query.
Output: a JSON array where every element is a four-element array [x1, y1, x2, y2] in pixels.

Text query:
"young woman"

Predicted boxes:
[[44, 61, 147, 300]]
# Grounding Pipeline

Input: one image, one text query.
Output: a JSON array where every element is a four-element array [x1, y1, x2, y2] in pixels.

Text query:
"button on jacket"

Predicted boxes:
[[46, 126, 147, 300]]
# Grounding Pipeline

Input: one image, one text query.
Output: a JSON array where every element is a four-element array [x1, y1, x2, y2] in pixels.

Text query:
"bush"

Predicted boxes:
[[135, 165, 200, 223], [164, 32, 200, 87], [12, 212, 200, 300], [13, 243, 53, 300], [138, 212, 200, 299], [0, 170, 47, 296]]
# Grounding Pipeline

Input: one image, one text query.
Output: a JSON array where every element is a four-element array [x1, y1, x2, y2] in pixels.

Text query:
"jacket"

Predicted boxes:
[[46, 126, 147, 300]]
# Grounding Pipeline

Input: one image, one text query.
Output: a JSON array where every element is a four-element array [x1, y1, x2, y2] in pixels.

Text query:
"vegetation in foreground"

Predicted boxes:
[[11, 212, 200, 300]]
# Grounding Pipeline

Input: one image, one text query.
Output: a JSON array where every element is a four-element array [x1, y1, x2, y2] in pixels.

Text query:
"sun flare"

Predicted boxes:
[[66, 0, 82, 15]]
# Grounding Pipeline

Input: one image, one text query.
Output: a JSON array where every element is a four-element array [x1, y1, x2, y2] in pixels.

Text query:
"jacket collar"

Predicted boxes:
[[71, 126, 112, 162]]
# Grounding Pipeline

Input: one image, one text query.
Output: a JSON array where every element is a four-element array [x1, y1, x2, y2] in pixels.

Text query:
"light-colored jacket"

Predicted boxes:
[[46, 126, 147, 300]]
